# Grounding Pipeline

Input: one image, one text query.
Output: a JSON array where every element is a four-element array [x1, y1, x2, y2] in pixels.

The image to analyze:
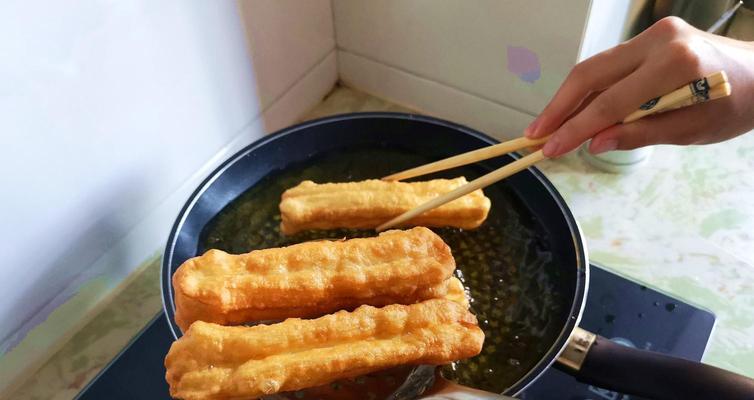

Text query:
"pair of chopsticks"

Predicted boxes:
[[376, 71, 731, 232]]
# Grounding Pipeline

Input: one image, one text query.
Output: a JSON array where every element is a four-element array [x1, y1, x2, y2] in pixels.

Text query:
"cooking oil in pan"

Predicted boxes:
[[199, 148, 566, 395]]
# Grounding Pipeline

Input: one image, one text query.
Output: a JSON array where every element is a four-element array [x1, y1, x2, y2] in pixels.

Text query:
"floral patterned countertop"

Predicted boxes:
[[10, 86, 753, 399], [543, 137, 754, 374]]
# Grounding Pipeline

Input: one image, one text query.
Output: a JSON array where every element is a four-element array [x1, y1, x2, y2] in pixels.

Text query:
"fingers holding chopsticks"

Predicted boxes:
[[377, 72, 734, 232], [526, 17, 754, 158], [543, 57, 718, 157], [588, 90, 737, 153], [376, 19, 754, 232], [523, 23, 662, 142]]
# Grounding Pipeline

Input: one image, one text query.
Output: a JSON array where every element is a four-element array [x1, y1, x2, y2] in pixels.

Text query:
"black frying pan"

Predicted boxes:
[[161, 113, 754, 399]]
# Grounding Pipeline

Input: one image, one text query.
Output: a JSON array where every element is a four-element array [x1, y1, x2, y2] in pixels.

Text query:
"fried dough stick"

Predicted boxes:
[[173, 227, 456, 331], [175, 275, 467, 329], [279, 178, 491, 235], [165, 299, 484, 400]]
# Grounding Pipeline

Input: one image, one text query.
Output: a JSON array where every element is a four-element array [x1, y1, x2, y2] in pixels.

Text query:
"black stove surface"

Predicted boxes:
[[76, 264, 715, 400], [519, 265, 715, 400]]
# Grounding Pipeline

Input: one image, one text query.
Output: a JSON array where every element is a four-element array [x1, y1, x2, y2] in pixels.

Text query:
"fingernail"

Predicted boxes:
[[525, 117, 542, 138], [590, 139, 618, 154], [542, 137, 560, 157]]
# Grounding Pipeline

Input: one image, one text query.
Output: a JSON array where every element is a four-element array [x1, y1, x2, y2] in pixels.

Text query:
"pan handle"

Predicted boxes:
[[558, 327, 754, 400]]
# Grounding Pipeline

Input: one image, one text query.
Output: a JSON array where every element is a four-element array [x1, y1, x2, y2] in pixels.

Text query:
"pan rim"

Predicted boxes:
[[160, 111, 589, 395]]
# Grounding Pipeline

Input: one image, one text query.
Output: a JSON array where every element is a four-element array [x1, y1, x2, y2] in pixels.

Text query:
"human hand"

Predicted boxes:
[[525, 17, 754, 157]]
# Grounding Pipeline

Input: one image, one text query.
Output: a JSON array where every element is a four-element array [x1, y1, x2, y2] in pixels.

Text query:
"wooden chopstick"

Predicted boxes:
[[375, 150, 545, 232], [660, 82, 731, 113], [379, 149, 547, 228], [375, 71, 731, 232], [383, 135, 549, 181], [384, 71, 730, 182], [623, 71, 728, 123]]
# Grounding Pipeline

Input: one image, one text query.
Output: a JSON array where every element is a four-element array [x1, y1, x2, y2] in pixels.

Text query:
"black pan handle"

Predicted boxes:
[[571, 332, 754, 400]]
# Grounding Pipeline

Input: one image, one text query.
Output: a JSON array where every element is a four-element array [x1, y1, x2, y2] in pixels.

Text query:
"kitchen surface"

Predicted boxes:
[[8, 86, 754, 399]]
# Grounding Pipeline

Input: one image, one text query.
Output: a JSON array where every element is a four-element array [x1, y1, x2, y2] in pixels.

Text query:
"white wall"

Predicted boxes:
[[0, 0, 260, 353], [0, 0, 335, 393], [239, 0, 335, 111], [333, 0, 592, 140]]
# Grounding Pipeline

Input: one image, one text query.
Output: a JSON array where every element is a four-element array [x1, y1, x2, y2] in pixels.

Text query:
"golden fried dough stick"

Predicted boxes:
[[175, 276, 467, 329], [279, 178, 491, 235], [165, 299, 484, 400], [173, 227, 456, 331]]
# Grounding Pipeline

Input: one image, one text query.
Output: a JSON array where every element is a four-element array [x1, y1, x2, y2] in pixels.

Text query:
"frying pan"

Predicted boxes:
[[161, 113, 754, 399]]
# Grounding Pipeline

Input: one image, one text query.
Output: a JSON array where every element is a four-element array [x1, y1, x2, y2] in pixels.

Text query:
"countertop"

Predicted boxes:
[[10, 86, 754, 399]]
